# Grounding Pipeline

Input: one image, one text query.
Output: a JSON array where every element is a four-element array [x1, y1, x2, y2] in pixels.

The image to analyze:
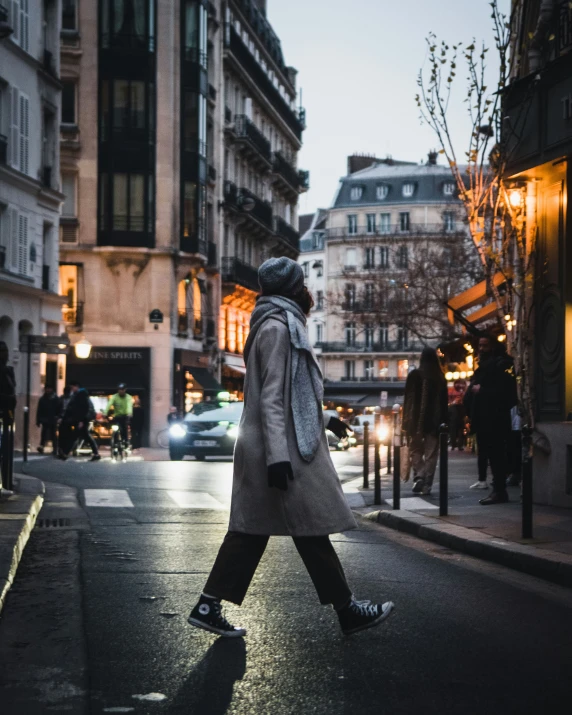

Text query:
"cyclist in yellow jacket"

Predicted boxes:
[[106, 383, 133, 448]]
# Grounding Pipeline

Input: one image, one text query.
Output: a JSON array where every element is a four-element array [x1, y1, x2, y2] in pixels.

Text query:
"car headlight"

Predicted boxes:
[[111, 424, 119, 432], [378, 426, 389, 442], [227, 425, 239, 439], [169, 424, 187, 439]]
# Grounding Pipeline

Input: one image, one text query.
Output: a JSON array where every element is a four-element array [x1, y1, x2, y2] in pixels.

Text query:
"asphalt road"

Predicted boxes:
[[1, 447, 571, 714]]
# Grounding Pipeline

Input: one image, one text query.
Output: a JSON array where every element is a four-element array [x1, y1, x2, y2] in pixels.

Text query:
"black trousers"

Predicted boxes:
[[204, 531, 352, 610], [476, 431, 508, 493], [59, 422, 99, 456], [39, 422, 58, 451]]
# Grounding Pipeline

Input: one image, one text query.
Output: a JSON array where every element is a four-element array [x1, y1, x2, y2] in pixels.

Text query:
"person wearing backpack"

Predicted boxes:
[[58, 382, 100, 461]]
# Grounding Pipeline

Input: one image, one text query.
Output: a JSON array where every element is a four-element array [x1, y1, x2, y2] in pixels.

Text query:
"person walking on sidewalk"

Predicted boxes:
[[36, 386, 60, 454], [58, 382, 100, 462], [187, 257, 395, 638], [402, 347, 448, 496], [463, 335, 516, 505]]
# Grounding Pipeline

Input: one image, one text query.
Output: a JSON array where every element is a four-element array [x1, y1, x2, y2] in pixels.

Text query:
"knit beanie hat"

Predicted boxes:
[[258, 257, 305, 297]]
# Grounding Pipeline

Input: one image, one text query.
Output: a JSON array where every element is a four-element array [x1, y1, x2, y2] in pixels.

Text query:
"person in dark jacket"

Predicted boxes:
[[58, 382, 100, 461], [402, 347, 448, 496], [36, 386, 60, 453], [0, 341, 16, 412], [131, 394, 144, 450], [463, 334, 516, 504]]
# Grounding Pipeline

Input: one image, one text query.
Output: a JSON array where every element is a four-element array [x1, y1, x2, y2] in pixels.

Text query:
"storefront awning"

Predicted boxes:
[[447, 272, 505, 326], [187, 368, 223, 393]]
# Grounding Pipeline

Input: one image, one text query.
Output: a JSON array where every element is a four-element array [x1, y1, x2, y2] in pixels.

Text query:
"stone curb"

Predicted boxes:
[[0, 474, 45, 615], [354, 508, 572, 589]]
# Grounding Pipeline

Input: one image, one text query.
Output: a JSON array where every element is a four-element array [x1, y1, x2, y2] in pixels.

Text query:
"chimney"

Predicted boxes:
[[427, 150, 438, 166], [347, 153, 377, 175]]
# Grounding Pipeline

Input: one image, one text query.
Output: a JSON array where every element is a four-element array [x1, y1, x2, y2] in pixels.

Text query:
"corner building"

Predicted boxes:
[[58, 0, 306, 445]]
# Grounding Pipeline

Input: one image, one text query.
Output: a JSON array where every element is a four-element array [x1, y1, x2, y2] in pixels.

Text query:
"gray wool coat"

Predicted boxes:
[[229, 317, 357, 537]]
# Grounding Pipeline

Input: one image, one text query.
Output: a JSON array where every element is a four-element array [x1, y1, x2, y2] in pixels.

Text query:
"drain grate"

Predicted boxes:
[[35, 518, 72, 529]]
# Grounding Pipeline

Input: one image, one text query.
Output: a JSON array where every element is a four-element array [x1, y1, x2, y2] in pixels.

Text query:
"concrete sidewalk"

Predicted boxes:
[[0, 474, 44, 614], [346, 451, 572, 588]]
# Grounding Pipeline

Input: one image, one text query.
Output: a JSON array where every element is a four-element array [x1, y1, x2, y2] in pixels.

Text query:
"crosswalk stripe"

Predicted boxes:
[[84, 489, 134, 508], [167, 491, 226, 509]]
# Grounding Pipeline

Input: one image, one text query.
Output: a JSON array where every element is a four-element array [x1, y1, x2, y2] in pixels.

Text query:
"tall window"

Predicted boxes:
[[376, 184, 388, 200], [62, 0, 77, 30], [315, 323, 323, 345], [113, 173, 145, 231], [312, 231, 323, 250], [345, 322, 356, 347], [344, 360, 356, 380], [8, 89, 30, 175], [397, 359, 409, 379], [364, 324, 374, 349], [443, 211, 455, 232], [184, 0, 208, 67], [379, 359, 389, 378], [345, 283, 356, 309], [443, 182, 455, 196], [379, 322, 388, 347], [396, 245, 408, 268], [112, 80, 146, 133], [364, 359, 374, 378], [302, 261, 309, 278], [17, 213, 28, 275], [61, 174, 77, 217], [9, 0, 30, 52], [364, 247, 375, 268], [379, 246, 389, 268], [379, 213, 390, 233], [366, 213, 376, 234], [347, 214, 358, 236], [183, 91, 207, 156], [61, 82, 76, 124], [397, 324, 409, 348], [364, 283, 374, 310], [402, 182, 415, 197], [100, 0, 156, 52], [350, 186, 363, 201], [316, 291, 324, 310], [345, 247, 357, 268], [399, 212, 410, 232]]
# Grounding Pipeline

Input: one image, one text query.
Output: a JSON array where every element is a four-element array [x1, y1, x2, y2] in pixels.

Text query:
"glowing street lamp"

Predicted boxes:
[[74, 337, 92, 359]]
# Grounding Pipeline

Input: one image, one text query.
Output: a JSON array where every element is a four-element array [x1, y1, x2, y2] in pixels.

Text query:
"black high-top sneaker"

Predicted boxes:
[[338, 597, 394, 635], [188, 595, 246, 638]]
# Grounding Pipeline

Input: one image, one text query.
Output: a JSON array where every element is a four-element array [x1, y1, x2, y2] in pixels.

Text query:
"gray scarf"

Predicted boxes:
[[244, 296, 324, 463]]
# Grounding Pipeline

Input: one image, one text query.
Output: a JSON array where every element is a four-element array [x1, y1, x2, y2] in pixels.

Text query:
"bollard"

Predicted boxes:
[[439, 423, 449, 516], [23, 405, 29, 463], [374, 415, 382, 505], [522, 425, 533, 539], [386, 418, 392, 475], [1, 410, 15, 491], [363, 422, 370, 490], [392, 405, 401, 510]]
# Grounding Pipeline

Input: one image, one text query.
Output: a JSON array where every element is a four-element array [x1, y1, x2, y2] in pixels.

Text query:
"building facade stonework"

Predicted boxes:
[[57, 0, 306, 444], [0, 0, 65, 447]]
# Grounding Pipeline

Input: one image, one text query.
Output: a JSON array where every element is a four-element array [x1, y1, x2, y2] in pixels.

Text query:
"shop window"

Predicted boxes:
[[177, 279, 188, 334], [397, 359, 409, 379], [379, 360, 389, 378]]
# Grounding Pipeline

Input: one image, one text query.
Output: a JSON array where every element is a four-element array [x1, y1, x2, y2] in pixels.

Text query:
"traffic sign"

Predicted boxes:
[[149, 309, 164, 324], [380, 390, 388, 407]]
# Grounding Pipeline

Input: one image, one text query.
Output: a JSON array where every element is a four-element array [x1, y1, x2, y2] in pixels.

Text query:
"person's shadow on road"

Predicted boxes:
[[173, 638, 247, 714]]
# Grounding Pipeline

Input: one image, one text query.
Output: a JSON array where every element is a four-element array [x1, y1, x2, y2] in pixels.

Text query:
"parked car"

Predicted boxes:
[[349, 414, 375, 444], [168, 401, 243, 461]]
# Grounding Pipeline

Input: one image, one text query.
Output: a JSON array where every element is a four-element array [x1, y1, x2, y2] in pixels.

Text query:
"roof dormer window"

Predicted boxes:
[[350, 186, 364, 201], [443, 182, 456, 196], [402, 183, 415, 198], [376, 184, 389, 200]]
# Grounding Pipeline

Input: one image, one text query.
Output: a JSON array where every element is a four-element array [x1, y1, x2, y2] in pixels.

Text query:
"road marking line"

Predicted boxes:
[[84, 489, 134, 508], [167, 491, 226, 509]]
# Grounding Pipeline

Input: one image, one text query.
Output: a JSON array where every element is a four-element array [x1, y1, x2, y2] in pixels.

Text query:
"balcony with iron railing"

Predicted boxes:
[[239, 187, 273, 230], [326, 224, 466, 240], [274, 216, 300, 252], [317, 340, 423, 354], [224, 26, 304, 140], [222, 257, 260, 292], [234, 114, 272, 164], [559, 2, 572, 55], [62, 302, 84, 328], [272, 151, 301, 191]]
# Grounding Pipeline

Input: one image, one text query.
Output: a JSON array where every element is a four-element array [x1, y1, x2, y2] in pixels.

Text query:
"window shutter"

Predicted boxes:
[[19, 0, 28, 52], [9, 208, 18, 272], [19, 93, 29, 174], [10, 0, 20, 45], [17, 213, 28, 275], [10, 86, 19, 169]]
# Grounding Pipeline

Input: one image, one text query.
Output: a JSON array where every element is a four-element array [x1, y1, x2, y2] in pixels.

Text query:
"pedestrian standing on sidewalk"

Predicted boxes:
[[36, 386, 60, 454], [463, 334, 516, 505], [402, 347, 448, 496], [187, 257, 395, 638]]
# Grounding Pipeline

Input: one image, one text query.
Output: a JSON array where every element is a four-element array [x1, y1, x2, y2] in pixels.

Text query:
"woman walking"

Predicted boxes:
[[402, 347, 448, 496], [188, 257, 394, 638]]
